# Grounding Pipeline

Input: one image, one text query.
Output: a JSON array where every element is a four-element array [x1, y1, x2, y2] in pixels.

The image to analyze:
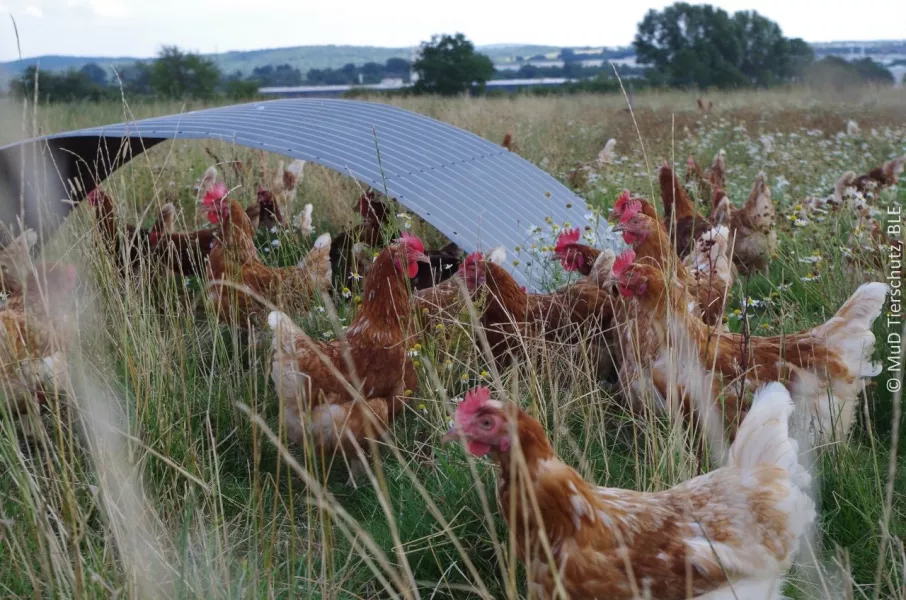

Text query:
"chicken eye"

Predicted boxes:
[[479, 417, 494, 430]]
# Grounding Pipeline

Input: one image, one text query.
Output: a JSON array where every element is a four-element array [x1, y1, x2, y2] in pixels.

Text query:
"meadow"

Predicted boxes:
[[0, 87, 904, 599]]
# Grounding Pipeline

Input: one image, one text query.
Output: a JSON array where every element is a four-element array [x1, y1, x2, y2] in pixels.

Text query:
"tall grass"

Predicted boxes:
[[1, 87, 904, 598]]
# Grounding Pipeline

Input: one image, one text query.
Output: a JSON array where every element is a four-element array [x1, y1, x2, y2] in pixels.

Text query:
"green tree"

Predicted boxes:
[[361, 62, 385, 84], [412, 33, 494, 95], [634, 3, 745, 88], [384, 57, 411, 82], [116, 62, 153, 95], [9, 65, 113, 102], [733, 10, 813, 85], [150, 46, 221, 100], [634, 3, 812, 88], [224, 79, 260, 100], [79, 62, 108, 86]]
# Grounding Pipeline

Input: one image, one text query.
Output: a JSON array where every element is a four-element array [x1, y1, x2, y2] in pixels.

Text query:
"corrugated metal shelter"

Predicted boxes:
[[0, 98, 617, 290]]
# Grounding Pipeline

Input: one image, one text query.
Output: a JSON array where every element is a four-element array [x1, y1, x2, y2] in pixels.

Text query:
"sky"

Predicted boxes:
[[0, 0, 904, 61]]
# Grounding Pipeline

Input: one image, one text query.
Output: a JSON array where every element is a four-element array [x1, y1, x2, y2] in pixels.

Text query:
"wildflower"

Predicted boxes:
[[315, 306, 326, 313], [797, 255, 821, 264], [742, 297, 765, 309], [413, 360, 422, 368], [479, 370, 489, 379], [527, 225, 542, 236], [271, 239, 280, 247], [354, 295, 362, 304], [435, 323, 445, 332], [512, 259, 520, 266], [460, 372, 469, 382], [514, 245, 521, 253], [418, 403, 427, 413], [760, 323, 770, 330], [404, 389, 413, 397], [341, 287, 352, 299], [349, 271, 363, 282], [800, 273, 820, 282], [792, 218, 809, 228], [262, 246, 271, 254], [584, 212, 596, 221], [270, 226, 278, 234], [544, 216, 554, 225], [444, 359, 453, 369], [563, 221, 570, 228]]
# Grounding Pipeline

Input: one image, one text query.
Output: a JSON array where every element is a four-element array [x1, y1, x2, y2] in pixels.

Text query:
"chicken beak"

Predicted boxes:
[[441, 425, 460, 444], [416, 251, 430, 264], [611, 224, 624, 233]]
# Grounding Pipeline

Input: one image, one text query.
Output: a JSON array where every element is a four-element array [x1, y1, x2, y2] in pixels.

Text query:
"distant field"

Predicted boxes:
[[0, 87, 904, 598]]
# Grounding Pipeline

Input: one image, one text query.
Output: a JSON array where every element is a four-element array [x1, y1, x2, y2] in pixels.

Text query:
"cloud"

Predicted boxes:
[[25, 5, 43, 18], [67, 0, 127, 18]]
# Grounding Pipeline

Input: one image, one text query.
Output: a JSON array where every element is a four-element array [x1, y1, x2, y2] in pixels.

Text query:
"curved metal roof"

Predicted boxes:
[[0, 98, 618, 290]]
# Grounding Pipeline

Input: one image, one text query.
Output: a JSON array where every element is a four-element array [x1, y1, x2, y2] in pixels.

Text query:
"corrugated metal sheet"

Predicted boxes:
[[0, 98, 618, 290]]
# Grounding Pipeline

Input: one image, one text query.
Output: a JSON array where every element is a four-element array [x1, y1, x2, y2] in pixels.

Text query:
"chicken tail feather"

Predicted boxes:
[[728, 382, 816, 553], [729, 383, 801, 472], [298, 233, 333, 286], [817, 282, 888, 378], [267, 310, 308, 355]]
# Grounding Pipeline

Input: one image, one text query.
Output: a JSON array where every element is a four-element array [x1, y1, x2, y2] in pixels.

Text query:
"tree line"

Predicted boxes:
[[632, 2, 894, 89], [7, 46, 419, 102], [6, 2, 897, 103]]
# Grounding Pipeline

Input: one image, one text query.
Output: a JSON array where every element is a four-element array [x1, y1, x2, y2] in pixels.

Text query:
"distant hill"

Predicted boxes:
[[1, 40, 902, 83], [0, 44, 571, 80]]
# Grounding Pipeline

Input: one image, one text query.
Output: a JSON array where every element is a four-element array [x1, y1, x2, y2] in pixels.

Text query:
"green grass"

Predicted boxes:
[[1, 87, 905, 598]]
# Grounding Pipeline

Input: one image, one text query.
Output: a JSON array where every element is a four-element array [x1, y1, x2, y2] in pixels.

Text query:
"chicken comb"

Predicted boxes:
[[686, 156, 695, 168], [464, 251, 484, 265], [619, 199, 643, 223], [86, 188, 106, 207], [554, 228, 581, 252], [202, 182, 229, 206], [611, 249, 637, 278], [357, 194, 370, 215], [612, 190, 633, 216], [458, 386, 491, 419], [399, 231, 425, 254]]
